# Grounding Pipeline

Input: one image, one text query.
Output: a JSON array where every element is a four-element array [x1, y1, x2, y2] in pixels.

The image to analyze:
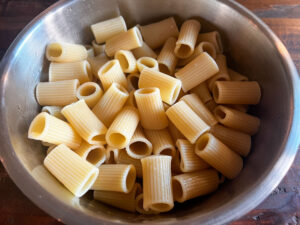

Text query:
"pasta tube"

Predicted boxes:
[[76, 82, 103, 108], [41, 106, 64, 120], [87, 54, 109, 77], [135, 194, 159, 214], [197, 31, 223, 53], [137, 57, 159, 72], [190, 82, 212, 104], [115, 50, 138, 73], [75, 141, 106, 167], [46, 42, 87, 62], [125, 90, 138, 108], [168, 121, 185, 142], [157, 37, 178, 75], [205, 99, 218, 112], [132, 42, 157, 59], [207, 54, 230, 90], [228, 68, 249, 81], [91, 40, 105, 56]]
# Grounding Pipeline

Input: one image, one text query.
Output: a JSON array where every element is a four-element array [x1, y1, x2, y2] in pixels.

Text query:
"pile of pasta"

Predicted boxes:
[[28, 16, 261, 214]]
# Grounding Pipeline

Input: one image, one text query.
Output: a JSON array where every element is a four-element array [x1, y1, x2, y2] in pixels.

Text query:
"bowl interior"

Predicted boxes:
[[0, 0, 296, 224]]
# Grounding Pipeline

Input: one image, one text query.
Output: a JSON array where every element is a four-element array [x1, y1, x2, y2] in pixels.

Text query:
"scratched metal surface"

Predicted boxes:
[[0, 0, 299, 224]]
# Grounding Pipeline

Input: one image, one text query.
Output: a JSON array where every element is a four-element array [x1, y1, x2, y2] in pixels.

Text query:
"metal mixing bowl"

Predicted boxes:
[[0, 0, 299, 224]]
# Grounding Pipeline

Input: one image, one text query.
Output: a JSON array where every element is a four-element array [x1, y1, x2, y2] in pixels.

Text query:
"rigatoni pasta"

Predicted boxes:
[[132, 42, 157, 59], [46, 42, 87, 62], [190, 82, 213, 104], [41, 106, 64, 120], [127, 73, 140, 91], [115, 50, 138, 73], [91, 40, 106, 56], [228, 68, 249, 81], [135, 194, 159, 215], [76, 82, 103, 108], [197, 31, 223, 53], [136, 57, 159, 72], [207, 54, 230, 90], [157, 37, 178, 75]]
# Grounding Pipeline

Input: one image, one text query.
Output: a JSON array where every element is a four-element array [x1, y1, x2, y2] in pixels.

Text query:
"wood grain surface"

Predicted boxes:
[[0, 0, 299, 224]]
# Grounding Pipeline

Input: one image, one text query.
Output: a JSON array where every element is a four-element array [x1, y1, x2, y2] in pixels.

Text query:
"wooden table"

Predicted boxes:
[[0, 0, 299, 224]]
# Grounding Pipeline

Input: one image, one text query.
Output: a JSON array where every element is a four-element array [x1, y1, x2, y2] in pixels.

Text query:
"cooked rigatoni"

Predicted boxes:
[[214, 105, 260, 135], [115, 50, 138, 73], [168, 121, 185, 142], [197, 31, 223, 53], [213, 81, 261, 105], [228, 68, 249, 81], [178, 41, 217, 66], [139, 17, 179, 49], [137, 57, 159, 72], [36, 79, 79, 106], [46, 42, 88, 62], [117, 149, 143, 178], [41, 106, 64, 120], [174, 20, 201, 59], [91, 40, 106, 56], [125, 90, 138, 108], [134, 87, 168, 130], [91, 16, 127, 44], [207, 54, 230, 90], [44, 144, 99, 197], [85, 45, 94, 57], [172, 169, 219, 202], [87, 54, 109, 77], [61, 100, 107, 145], [28, 112, 82, 149], [125, 125, 153, 159], [157, 37, 178, 75], [94, 183, 141, 212], [49, 61, 92, 84], [132, 42, 157, 59], [171, 149, 182, 174], [166, 101, 210, 144], [190, 82, 212, 104], [135, 194, 159, 214], [139, 68, 182, 105], [205, 99, 218, 112], [176, 139, 209, 172], [98, 59, 128, 90], [211, 124, 251, 157], [175, 52, 219, 92], [74, 141, 106, 167], [106, 106, 139, 149], [92, 82, 129, 127], [105, 27, 143, 57], [105, 146, 120, 164], [144, 128, 176, 157], [91, 164, 136, 193], [180, 94, 217, 126], [195, 133, 243, 179], [76, 82, 103, 108], [127, 73, 140, 91], [141, 156, 173, 212]]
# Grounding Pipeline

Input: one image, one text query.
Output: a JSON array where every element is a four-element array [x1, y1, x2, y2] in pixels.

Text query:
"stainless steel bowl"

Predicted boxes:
[[0, 0, 299, 224]]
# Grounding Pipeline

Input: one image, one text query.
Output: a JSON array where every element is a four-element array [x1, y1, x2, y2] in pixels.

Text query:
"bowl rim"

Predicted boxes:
[[0, 0, 299, 224]]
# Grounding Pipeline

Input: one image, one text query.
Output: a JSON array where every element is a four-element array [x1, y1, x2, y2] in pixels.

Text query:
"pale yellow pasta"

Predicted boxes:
[[105, 146, 120, 164], [180, 94, 217, 127], [91, 164, 136, 193], [125, 90, 138, 108], [44, 144, 99, 197], [132, 42, 157, 59], [228, 68, 249, 81], [134, 88, 168, 130], [136, 57, 159, 72], [166, 101, 210, 144], [175, 52, 219, 92], [46, 42, 88, 62], [190, 82, 212, 104], [157, 37, 178, 75], [91, 16, 127, 44], [36, 79, 79, 106], [141, 155, 173, 212], [98, 59, 128, 90], [174, 19, 201, 59], [92, 82, 129, 127], [211, 124, 251, 157], [195, 133, 243, 179], [213, 81, 261, 105], [127, 73, 140, 91], [49, 60, 92, 84], [94, 183, 141, 213], [139, 68, 182, 105], [144, 128, 176, 157], [197, 31, 223, 53], [76, 82, 103, 108], [178, 41, 217, 66], [117, 149, 143, 178], [168, 121, 185, 142], [172, 169, 219, 202], [105, 106, 139, 149], [205, 99, 218, 112], [135, 194, 159, 214], [139, 17, 179, 49], [176, 139, 209, 172], [125, 125, 153, 159], [105, 27, 143, 57], [92, 40, 106, 56], [62, 100, 107, 145], [28, 112, 82, 149], [207, 54, 230, 90], [75, 141, 106, 167], [171, 149, 182, 174], [115, 50, 138, 73], [214, 105, 260, 135], [85, 45, 95, 57], [87, 54, 109, 78], [41, 106, 64, 120]]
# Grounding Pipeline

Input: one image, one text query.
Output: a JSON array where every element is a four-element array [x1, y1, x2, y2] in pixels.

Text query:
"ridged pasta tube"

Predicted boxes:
[[197, 31, 223, 53], [135, 194, 159, 214], [136, 57, 159, 72], [115, 50, 138, 73], [207, 54, 230, 90], [46, 42, 87, 62], [75, 141, 106, 167], [125, 90, 138, 108], [168, 121, 185, 142], [132, 42, 157, 59], [157, 37, 178, 75], [91, 40, 106, 56], [190, 82, 212, 104], [76, 82, 103, 108]]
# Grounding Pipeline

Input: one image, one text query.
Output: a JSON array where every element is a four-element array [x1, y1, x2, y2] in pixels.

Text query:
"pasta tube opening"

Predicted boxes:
[[80, 171, 99, 195], [29, 113, 47, 138], [172, 179, 183, 201], [201, 42, 216, 59], [108, 133, 127, 147], [117, 53, 129, 70], [125, 165, 137, 193], [129, 141, 149, 155], [151, 203, 172, 212], [195, 134, 210, 151], [175, 44, 192, 59], [91, 134, 106, 143], [101, 60, 115, 73], [137, 57, 159, 72], [127, 74, 139, 90], [86, 148, 105, 165], [79, 84, 96, 96], [215, 107, 226, 120], [47, 43, 63, 57]]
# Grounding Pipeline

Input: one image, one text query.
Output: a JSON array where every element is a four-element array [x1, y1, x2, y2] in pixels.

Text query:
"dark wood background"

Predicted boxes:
[[0, 0, 299, 224]]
